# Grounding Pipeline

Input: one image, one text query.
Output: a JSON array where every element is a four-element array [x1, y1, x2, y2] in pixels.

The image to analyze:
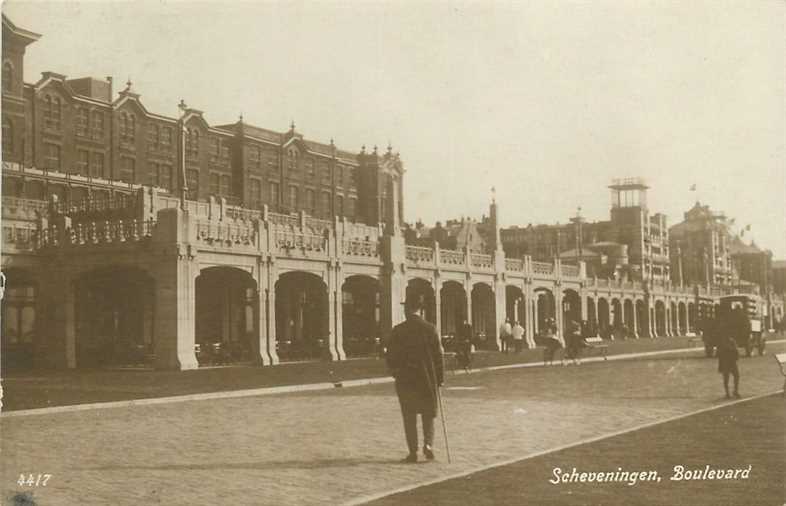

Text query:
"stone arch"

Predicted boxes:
[[586, 297, 597, 335], [597, 297, 611, 338], [195, 266, 258, 365], [1, 268, 39, 369], [472, 282, 496, 349], [611, 298, 623, 331], [74, 266, 155, 368], [342, 274, 381, 357], [562, 289, 581, 328], [534, 287, 556, 338], [442, 280, 468, 337], [678, 301, 688, 335], [406, 277, 436, 324], [506, 284, 525, 327], [654, 300, 667, 337], [275, 270, 329, 361], [623, 299, 635, 338], [635, 299, 648, 337]]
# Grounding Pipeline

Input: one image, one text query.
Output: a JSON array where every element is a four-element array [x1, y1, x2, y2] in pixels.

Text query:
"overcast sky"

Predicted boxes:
[[5, 1, 785, 257]]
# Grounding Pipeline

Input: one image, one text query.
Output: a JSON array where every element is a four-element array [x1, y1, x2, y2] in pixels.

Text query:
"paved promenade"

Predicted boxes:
[[2, 343, 784, 505]]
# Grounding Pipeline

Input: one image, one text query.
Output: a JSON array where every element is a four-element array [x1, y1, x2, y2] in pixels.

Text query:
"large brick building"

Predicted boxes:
[[1, 15, 403, 227]]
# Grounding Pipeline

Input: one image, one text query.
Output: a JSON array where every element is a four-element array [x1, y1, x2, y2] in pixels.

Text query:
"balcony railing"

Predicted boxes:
[[440, 249, 465, 265], [505, 258, 524, 271], [342, 239, 379, 258], [470, 253, 493, 269], [561, 264, 580, 277], [531, 261, 554, 275], [406, 245, 434, 264]]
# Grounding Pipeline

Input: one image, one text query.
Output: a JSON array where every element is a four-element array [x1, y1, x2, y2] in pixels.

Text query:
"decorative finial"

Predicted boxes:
[[239, 112, 243, 123], [373, 145, 378, 154], [178, 99, 188, 112], [125, 77, 133, 91], [361, 145, 366, 153], [290, 120, 295, 131], [387, 142, 392, 154], [330, 137, 334, 146], [491, 186, 496, 204]]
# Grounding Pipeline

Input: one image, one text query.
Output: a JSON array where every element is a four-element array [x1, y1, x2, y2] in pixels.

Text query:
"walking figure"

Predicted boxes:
[[386, 296, 445, 463], [717, 335, 740, 399], [456, 319, 473, 372]]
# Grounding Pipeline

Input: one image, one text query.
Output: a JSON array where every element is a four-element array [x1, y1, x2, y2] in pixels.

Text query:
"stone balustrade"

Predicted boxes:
[[342, 238, 379, 258], [470, 253, 493, 269], [195, 219, 257, 246], [561, 264, 580, 277], [531, 260, 554, 275], [505, 258, 524, 271], [440, 249, 466, 265], [37, 219, 156, 248], [274, 230, 326, 253], [406, 245, 435, 264]]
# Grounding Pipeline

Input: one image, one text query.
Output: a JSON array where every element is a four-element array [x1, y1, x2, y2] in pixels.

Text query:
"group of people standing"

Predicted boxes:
[[499, 319, 526, 353]]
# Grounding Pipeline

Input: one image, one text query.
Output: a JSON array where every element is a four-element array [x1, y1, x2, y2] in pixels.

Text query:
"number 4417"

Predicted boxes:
[[18, 474, 51, 487]]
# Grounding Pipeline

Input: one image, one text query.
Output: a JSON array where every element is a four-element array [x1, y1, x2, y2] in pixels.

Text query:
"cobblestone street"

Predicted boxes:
[[2, 344, 785, 506]]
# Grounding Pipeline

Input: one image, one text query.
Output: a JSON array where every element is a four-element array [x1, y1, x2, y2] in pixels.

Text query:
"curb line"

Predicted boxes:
[[3, 339, 784, 418]]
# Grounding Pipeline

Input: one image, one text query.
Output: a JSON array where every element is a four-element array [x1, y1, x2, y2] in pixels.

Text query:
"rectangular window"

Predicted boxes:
[[250, 178, 261, 205], [220, 174, 231, 196], [44, 143, 61, 170], [337, 165, 343, 186], [119, 157, 135, 183], [270, 182, 279, 206], [76, 108, 89, 137], [288, 185, 298, 210], [347, 167, 355, 185], [347, 197, 356, 217], [148, 126, 158, 146], [77, 149, 89, 176], [305, 157, 315, 177], [209, 173, 220, 195], [161, 127, 172, 147], [306, 189, 316, 214], [90, 152, 104, 178], [149, 162, 159, 186], [159, 164, 172, 190], [321, 192, 331, 217], [92, 111, 104, 139], [336, 195, 344, 216], [186, 169, 200, 199]]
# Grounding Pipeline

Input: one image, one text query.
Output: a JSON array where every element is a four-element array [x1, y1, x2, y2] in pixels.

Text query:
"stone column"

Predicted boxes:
[[266, 280, 279, 364], [152, 208, 198, 370], [631, 300, 639, 338], [327, 284, 339, 361], [334, 272, 346, 361], [555, 286, 565, 345], [254, 257, 272, 365], [524, 284, 536, 349], [494, 276, 507, 351], [434, 278, 443, 339], [593, 296, 599, 336], [46, 269, 77, 369]]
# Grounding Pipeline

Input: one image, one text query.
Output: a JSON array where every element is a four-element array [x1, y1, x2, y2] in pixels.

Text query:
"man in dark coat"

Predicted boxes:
[[717, 335, 740, 399], [386, 296, 444, 463]]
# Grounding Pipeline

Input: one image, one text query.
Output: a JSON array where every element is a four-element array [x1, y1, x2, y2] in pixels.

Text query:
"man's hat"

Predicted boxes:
[[403, 294, 426, 312]]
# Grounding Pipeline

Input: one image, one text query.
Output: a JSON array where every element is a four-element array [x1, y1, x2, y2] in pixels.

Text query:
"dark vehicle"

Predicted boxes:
[[704, 295, 765, 358]]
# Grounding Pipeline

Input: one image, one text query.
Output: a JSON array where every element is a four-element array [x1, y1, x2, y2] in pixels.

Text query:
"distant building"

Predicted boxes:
[[669, 202, 736, 286], [500, 178, 670, 282], [728, 236, 773, 295]]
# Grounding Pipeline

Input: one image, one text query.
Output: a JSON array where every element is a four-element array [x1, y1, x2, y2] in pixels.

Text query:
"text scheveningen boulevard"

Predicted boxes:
[[550, 465, 752, 486]]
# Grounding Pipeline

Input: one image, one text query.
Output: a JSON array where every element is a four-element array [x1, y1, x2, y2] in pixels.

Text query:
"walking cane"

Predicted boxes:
[[436, 383, 452, 464]]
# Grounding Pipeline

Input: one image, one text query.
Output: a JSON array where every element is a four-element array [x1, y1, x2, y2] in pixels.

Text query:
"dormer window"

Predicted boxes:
[[119, 112, 136, 143], [186, 128, 199, 157], [43, 95, 62, 130]]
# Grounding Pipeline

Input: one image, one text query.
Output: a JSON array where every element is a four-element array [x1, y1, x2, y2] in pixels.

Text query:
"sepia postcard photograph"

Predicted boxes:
[[0, 1, 784, 505]]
